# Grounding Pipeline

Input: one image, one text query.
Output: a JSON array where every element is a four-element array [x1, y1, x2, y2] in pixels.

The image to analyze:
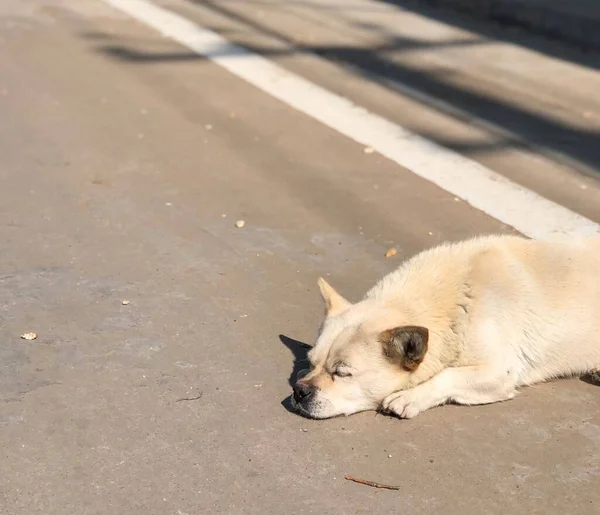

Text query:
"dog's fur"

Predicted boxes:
[[291, 235, 600, 419]]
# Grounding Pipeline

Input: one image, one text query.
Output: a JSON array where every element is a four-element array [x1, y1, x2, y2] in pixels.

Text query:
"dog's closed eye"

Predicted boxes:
[[333, 365, 353, 378]]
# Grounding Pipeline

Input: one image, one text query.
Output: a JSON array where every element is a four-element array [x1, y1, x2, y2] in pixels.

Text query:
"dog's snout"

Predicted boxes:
[[293, 381, 313, 403]]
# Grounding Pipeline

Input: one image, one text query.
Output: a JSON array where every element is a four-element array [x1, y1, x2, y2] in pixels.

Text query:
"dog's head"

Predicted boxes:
[[291, 278, 429, 419]]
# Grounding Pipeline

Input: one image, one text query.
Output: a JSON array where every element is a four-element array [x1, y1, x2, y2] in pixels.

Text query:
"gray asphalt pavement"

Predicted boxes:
[[1, 1, 600, 514]]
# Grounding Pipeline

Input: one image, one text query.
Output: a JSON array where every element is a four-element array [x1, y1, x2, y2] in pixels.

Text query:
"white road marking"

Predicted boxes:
[[103, 0, 600, 239]]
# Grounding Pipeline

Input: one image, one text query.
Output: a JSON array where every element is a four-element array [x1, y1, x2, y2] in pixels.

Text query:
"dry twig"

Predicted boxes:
[[344, 475, 400, 490], [175, 392, 203, 402]]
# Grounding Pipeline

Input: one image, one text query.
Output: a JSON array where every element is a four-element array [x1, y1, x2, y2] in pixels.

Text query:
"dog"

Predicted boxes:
[[291, 235, 600, 419]]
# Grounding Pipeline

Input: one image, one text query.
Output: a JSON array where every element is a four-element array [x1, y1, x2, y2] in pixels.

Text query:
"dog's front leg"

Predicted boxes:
[[382, 365, 517, 419]]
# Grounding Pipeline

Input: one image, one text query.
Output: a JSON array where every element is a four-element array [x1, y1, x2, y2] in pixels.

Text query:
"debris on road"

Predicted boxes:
[[175, 391, 204, 402], [385, 248, 397, 258], [344, 475, 400, 490], [363, 146, 374, 154], [121, 300, 130, 305], [235, 220, 246, 228], [20, 332, 37, 341]]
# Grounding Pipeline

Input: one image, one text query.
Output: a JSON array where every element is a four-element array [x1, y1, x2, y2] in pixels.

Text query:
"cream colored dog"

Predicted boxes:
[[291, 235, 600, 419]]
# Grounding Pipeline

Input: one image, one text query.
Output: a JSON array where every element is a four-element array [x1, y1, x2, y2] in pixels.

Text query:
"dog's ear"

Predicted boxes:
[[379, 326, 429, 371], [317, 277, 351, 316]]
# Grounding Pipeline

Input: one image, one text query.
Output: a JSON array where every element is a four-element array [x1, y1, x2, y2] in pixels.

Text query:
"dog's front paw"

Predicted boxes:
[[382, 390, 429, 419]]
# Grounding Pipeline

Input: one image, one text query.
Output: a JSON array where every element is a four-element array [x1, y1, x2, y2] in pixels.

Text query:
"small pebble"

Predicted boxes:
[[301, 428, 308, 432], [20, 332, 37, 341], [363, 146, 375, 154], [235, 220, 246, 228], [388, 454, 392, 458], [385, 248, 397, 258], [122, 300, 130, 305]]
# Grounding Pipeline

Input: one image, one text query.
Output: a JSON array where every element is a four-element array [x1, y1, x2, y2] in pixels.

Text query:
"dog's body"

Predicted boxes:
[[292, 235, 600, 419]]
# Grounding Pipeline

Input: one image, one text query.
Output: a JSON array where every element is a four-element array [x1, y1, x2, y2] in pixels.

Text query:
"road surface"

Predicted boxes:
[[1, 1, 600, 513]]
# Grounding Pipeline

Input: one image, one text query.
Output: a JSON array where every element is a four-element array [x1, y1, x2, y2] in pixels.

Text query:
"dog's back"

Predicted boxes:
[[368, 235, 600, 384], [472, 236, 600, 384]]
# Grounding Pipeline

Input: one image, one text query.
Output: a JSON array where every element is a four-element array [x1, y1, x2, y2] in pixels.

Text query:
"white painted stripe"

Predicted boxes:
[[103, 0, 600, 239]]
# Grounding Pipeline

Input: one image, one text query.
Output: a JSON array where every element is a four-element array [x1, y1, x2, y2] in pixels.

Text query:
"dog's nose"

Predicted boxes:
[[293, 381, 313, 403]]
